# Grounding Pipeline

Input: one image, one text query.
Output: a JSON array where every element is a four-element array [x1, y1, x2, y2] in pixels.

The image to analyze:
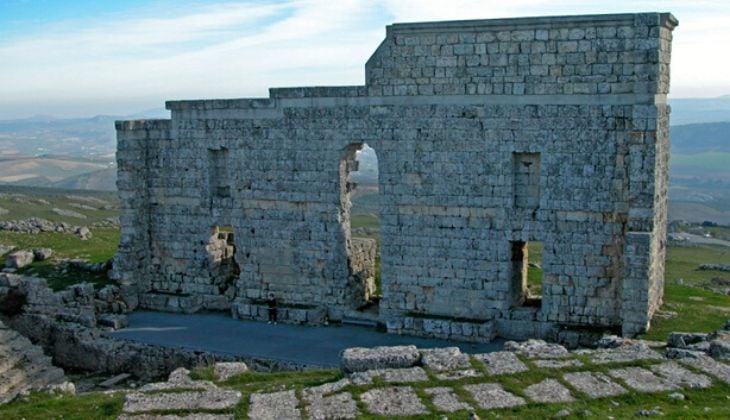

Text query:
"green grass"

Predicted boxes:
[[0, 391, 123, 420], [5, 355, 730, 419], [527, 241, 544, 296], [0, 228, 119, 290], [351, 214, 379, 231], [664, 244, 730, 291], [0, 186, 118, 226], [638, 243, 730, 341]]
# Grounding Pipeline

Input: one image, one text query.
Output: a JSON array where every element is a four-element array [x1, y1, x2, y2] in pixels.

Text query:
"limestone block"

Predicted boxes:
[[341, 345, 420, 373], [5, 251, 34, 269]]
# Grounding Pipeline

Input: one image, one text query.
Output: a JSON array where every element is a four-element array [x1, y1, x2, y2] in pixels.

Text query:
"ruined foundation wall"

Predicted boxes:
[[116, 12, 677, 339]]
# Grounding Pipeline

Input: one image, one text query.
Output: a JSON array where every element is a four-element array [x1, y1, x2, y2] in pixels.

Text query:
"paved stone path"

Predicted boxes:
[[112, 342, 730, 419], [118, 367, 240, 419], [111, 311, 500, 367]]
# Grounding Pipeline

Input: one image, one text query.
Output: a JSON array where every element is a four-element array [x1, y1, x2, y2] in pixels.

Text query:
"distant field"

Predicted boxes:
[[0, 185, 118, 225]]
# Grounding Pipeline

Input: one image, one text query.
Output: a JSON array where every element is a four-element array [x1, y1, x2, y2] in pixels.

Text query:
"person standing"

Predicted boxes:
[[267, 293, 278, 324]]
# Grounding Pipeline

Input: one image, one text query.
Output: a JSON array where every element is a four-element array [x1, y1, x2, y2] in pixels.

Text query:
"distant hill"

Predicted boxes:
[[0, 109, 168, 159], [50, 168, 117, 191], [670, 122, 730, 154], [670, 95, 730, 125]]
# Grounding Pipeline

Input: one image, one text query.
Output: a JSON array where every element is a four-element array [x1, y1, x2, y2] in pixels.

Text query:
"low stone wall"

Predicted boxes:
[[1, 274, 324, 379], [231, 301, 327, 324], [386, 316, 497, 343]]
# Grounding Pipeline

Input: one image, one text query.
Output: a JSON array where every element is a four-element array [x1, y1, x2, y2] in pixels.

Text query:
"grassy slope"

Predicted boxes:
[[0, 186, 120, 289], [4, 355, 730, 419], [0, 188, 118, 225]]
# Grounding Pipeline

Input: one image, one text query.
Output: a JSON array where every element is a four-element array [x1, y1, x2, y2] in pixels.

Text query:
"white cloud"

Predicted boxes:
[[0, 0, 729, 118]]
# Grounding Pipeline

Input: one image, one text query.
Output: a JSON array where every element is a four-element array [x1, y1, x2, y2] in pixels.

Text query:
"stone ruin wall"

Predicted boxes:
[[115, 13, 676, 341]]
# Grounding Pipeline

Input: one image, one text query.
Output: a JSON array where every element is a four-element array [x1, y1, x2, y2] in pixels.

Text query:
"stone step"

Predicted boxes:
[[341, 313, 379, 328]]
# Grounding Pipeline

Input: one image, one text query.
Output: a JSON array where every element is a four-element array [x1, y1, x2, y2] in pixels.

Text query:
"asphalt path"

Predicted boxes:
[[110, 311, 503, 367]]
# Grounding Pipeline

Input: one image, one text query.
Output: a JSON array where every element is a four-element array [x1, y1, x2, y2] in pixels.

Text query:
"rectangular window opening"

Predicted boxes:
[[513, 152, 541, 208], [511, 240, 543, 308], [208, 148, 230, 198]]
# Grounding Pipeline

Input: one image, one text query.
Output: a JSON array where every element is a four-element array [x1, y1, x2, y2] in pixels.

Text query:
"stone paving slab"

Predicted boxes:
[[533, 359, 583, 369], [248, 390, 301, 420], [213, 362, 248, 381], [585, 347, 664, 365], [306, 392, 359, 420], [504, 340, 570, 359], [649, 362, 712, 389], [425, 387, 472, 413], [608, 367, 678, 393], [138, 380, 217, 393], [473, 351, 529, 375], [360, 386, 429, 417], [303, 378, 351, 400], [463, 383, 526, 409], [342, 345, 420, 373], [350, 367, 429, 385], [435, 369, 482, 380], [563, 372, 627, 399], [123, 390, 242, 413], [680, 356, 730, 384], [421, 347, 471, 372], [523, 379, 575, 403]]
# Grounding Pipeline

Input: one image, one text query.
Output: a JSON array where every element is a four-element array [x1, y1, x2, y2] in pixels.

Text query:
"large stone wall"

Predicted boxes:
[[115, 13, 677, 340]]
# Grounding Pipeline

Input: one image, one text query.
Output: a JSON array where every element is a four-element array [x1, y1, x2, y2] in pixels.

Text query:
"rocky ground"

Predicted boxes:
[[81, 329, 730, 419], [2, 274, 730, 418]]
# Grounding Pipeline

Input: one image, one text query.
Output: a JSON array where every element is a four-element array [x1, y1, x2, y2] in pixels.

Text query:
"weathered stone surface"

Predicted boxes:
[[97, 314, 129, 330], [504, 339, 569, 359], [249, 390, 300, 420], [680, 356, 730, 384], [524, 379, 575, 403], [533, 359, 583, 369], [584, 344, 663, 364], [213, 362, 248, 381], [306, 392, 359, 420], [649, 362, 712, 389], [360, 386, 428, 417], [99, 373, 131, 388], [5, 250, 34, 269], [473, 351, 528, 375], [115, 12, 676, 342], [608, 367, 678, 393], [667, 332, 709, 348], [350, 367, 429, 385], [303, 378, 351, 400], [435, 369, 482, 380], [421, 347, 471, 371], [464, 383, 526, 409], [0, 320, 69, 405], [563, 372, 627, 398], [33, 248, 53, 261], [341, 345, 419, 372], [709, 339, 730, 359], [425, 387, 472, 412], [75, 226, 92, 240], [123, 389, 242, 413]]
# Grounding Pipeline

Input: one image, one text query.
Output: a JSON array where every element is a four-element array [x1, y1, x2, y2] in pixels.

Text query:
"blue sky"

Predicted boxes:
[[1, 0, 729, 119]]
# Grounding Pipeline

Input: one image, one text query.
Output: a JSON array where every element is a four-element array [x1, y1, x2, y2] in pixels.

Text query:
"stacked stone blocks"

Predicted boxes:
[[115, 13, 677, 341]]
